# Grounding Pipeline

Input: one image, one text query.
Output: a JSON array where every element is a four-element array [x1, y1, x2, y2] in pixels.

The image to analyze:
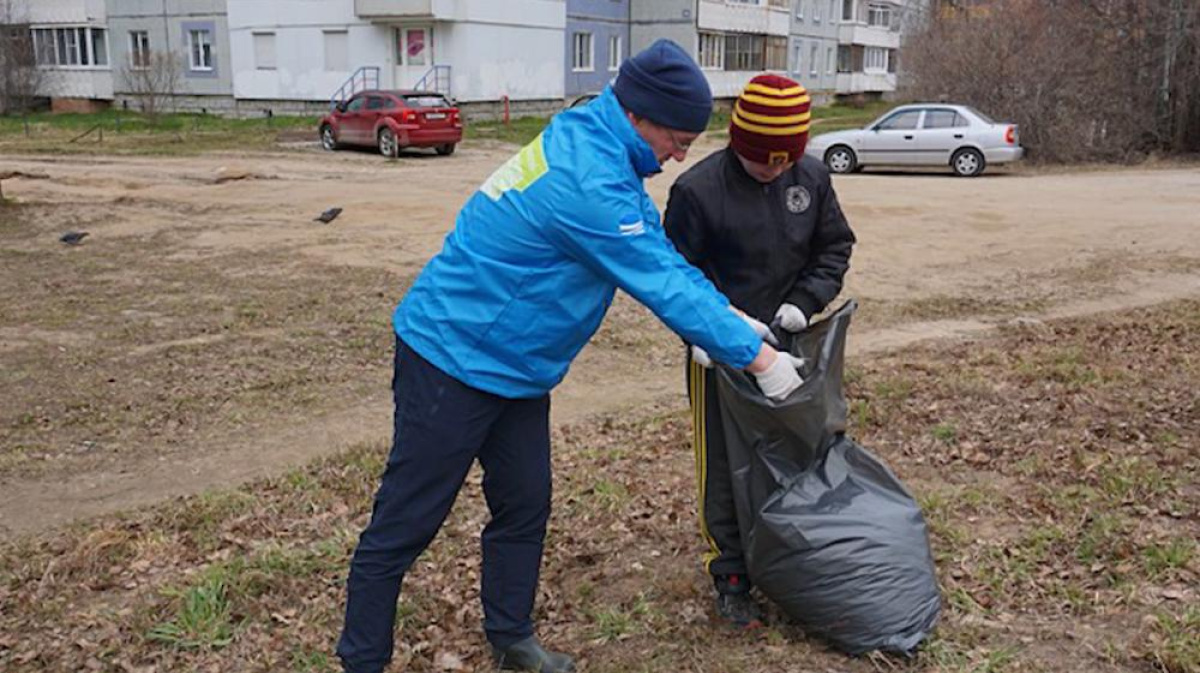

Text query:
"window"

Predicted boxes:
[[864, 45, 888, 72], [830, 0, 838, 23], [923, 109, 965, 129], [827, 46, 834, 74], [809, 44, 818, 76], [91, 28, 107, 66], [867, 3, 891, 27], [402, 93, 450, 108], [345, 96, 365, 112], [188, 29, 213, 70], [129, 30, 150, 69], [724, 33, 764, 71], [405, 28, 427, 66], [366, 96, 386, 110], [698, 32, 724, 69], [253, 32, 275, 70], [572, 32, 593, 71], [813, 0, 821, 22], [30, 27, 108, 68], [877, 110, 920, 130], [837, 45, 851, 72], [324, 30, 348, 71], [792, 41, 802, 74], [766, 36, 787, 70], [608, 35, 621, 71], [795, 0, 804, 20], [843, 0, 855, 21]]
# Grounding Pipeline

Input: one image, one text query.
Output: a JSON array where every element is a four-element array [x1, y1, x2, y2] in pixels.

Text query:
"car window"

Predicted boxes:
[[923, 109, 962, 129], [402, 94, 450, 108], [366, 96, 386, 111], [345, 97, 365, 112], [877, 110, 921, 131], [381, 97, 397, 109], [965, 106, 995, 124]]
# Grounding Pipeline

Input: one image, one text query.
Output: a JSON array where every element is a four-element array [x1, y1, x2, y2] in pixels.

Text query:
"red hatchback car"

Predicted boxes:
[[320, 89, 463, 157]]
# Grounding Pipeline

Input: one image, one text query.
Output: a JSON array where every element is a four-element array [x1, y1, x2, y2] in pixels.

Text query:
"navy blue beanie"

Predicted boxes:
[[613, 39, 712, 133]]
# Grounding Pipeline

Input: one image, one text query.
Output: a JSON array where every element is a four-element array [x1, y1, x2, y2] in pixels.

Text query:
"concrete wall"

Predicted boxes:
[[630, 0, 694, 56], [565, 0, 628, 97], [107, 0, 232, 97], [789, 0, 839, 93], [441, 20, 565, 101], [227, 0, 388, 103]]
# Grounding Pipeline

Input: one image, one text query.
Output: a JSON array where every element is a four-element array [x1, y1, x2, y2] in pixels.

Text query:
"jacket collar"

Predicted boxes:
[[595, 86, 662, 178]]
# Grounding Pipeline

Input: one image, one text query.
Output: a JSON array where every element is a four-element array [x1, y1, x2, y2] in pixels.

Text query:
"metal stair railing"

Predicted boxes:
[[329, 66, 381, 109], [412, 65, 451, 98]]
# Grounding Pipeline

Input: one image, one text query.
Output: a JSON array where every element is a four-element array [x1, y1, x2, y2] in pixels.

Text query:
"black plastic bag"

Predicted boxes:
[[715, 300, 941, 655]]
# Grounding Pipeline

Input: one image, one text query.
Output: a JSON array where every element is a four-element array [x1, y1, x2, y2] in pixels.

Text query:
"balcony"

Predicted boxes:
[[836, 71, 896, 94], [837, 22, 900, 49], [355, 0, 456, 20]]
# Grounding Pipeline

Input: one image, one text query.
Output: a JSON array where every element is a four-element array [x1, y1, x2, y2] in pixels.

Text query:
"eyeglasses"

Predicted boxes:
[[664, 127, 695, 154]]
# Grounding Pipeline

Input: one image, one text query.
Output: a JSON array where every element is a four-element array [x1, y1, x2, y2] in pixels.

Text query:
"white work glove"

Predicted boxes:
[[729, 306, 780, 347], [691, 306, 780, 369], [774, 303, 809, 332], [753, 349, 806, 400]]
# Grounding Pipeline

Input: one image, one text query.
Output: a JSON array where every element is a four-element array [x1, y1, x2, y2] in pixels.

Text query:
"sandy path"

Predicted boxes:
[[1, 143, 1198, 535]]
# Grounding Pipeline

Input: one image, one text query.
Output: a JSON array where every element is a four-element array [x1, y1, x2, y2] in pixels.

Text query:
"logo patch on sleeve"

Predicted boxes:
[[618, 213, 645, 237]]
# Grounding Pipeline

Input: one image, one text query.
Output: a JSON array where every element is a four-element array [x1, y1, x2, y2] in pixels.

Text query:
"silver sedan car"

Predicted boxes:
[[806, 104, 1023, 177]]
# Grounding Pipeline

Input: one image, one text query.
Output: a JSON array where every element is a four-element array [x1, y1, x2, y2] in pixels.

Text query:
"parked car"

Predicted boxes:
[[319, 90, 463, 158], [805, 104, 1022, 177]]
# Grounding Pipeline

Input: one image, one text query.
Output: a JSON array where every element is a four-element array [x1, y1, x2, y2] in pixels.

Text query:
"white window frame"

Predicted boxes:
[[697, 32, 724, 70], [795, 0, 804, 20], [864, 45, 888, 72], [792, 40, 802, 74], [608, 34, 621, 71], [572, 31, 593, 72], [867, 3, 891, 28], [827, 45, 834, 74], [188, 28, 213, 71], [830, 0, 838, 23], [809, 43, 818, 76], [30, 26, 108, 69], [397, 26, 429, 67], [129, 30, 150, 69], [813, 0, 822, 22]]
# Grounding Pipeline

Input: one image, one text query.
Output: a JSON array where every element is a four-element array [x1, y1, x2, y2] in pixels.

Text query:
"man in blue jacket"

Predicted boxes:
[[336, 40, 804, 673]]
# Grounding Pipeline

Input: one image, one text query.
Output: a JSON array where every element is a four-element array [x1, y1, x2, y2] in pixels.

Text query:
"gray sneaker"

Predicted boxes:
[[492, 636, 576, 673], [714, 574, 764, 628]]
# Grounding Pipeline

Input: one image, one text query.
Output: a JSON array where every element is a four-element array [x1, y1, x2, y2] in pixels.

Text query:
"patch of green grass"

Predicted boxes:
[[591, 479, 630, 514], [464, 115, 549, 147], [290, 647, 340, 673], [148, 568, 236, 650], [1147, 606, 1200, 673], [1075, 513, 1135, 568], [587, 594, 653, 643], [932, 422, 958, 444], [1142, 538, 1195, 579], [919, 636, 1020, 672]]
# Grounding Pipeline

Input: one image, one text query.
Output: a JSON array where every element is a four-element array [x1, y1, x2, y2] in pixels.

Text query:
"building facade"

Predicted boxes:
[[789, 0, 840, 102], [835, 0, 902, 99], [564, 0, 629, 99], [107, 0, 233, 111], [23, 0, 113, 111]]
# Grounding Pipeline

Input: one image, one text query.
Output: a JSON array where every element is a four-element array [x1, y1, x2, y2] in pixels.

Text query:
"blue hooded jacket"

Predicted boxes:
[[394, 87, 762, 398]]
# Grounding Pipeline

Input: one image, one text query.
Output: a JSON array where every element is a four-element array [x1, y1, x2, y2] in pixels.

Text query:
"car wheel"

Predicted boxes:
[[951, 148, 985, 177], [378, 127, 399, 158], [435, 143, 456, 156], [824, 145, 857, 174], [320, 125, 339, 151]]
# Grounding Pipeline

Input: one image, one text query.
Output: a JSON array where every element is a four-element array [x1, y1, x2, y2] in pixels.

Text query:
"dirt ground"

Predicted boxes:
[[1, 139, 1199, 537]]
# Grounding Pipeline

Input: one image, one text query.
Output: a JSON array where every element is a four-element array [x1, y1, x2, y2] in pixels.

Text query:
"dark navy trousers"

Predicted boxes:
[[337, 338, 552, 673]]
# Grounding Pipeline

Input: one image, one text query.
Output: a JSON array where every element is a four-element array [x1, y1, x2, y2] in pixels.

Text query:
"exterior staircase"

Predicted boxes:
[[329, 66, 380, 109], [412, 65, 451, 97]]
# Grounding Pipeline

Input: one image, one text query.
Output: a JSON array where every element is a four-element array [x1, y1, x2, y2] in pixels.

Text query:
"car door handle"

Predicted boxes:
[[954, 134, 964, 139], [904, 135, 913, 140]]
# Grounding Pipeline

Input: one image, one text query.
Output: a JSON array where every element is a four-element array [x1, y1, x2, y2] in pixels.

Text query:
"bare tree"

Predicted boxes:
[[0, 0, 47, 116], [121, 51, 183, 120]]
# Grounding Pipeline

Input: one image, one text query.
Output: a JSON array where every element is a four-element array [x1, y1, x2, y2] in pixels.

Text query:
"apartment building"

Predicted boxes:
[[565, 0, 629, 99], [836, 0, 902, 99], [22, 0, 113, 111], [789, 0, 840, 102]]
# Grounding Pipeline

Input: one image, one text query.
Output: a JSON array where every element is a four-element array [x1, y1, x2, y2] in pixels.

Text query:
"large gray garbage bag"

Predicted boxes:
[[715, 300, 940, 655]]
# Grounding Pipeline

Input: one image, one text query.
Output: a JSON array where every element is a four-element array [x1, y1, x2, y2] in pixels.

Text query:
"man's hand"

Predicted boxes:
[[729, 306, 780, 347], [774, 303, 808, 332], [746, 345, 804, 400], [691, 344, 713, 368]]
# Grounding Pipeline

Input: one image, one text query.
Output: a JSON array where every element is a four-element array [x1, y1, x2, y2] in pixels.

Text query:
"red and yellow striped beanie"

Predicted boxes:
[[729, 74, 812, 165]]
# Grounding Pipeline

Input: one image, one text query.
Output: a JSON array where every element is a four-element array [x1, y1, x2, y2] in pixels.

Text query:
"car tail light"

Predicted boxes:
[[399, 109, 416, 123], [451, 110, 462, 128], [1005, 125, 1017, 145]]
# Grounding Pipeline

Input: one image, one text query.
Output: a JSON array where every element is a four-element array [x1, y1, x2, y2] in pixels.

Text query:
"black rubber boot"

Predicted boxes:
[[714, 574, 764, 628], [492, 636, 576, 673]]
